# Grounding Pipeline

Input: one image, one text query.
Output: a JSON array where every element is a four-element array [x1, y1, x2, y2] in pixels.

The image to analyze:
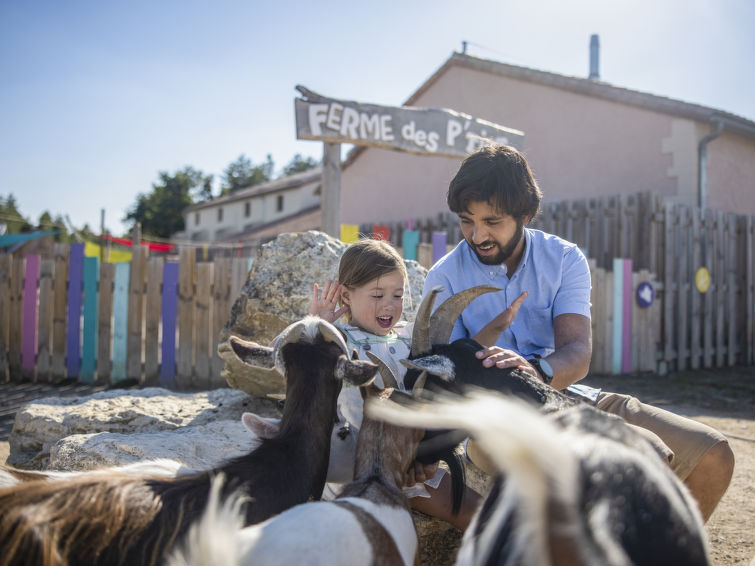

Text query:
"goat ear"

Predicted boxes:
[[229, 336, 275, 368], [335, 354, 378, 386], [359, 382, 384, 402], [401, 355, 455, 382], [242, 413, 281, 439]]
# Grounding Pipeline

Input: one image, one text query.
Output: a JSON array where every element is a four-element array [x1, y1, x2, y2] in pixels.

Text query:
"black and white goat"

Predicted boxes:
[[368, 389, 710, 566], [167, 383, 425, 566], [0, 316, 377, 566]]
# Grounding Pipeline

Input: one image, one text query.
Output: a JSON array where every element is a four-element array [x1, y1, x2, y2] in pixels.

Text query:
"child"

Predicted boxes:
[[309, 238, 480, 530]]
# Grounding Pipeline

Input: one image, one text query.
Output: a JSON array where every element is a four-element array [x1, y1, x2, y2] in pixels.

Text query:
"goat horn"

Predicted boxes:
[[412, 370, 427, 398], [428, 285, 501, 346], [364, 351, 399, 390], [318, 319, 350, 355], [410, 286, 442, 358]]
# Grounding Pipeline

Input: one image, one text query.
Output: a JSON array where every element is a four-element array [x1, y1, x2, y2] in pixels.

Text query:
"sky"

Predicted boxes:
[[2, 0, 754, 236]]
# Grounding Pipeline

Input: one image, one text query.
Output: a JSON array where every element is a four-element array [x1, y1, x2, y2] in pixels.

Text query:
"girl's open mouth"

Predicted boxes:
[[377, 315, 393, 329]]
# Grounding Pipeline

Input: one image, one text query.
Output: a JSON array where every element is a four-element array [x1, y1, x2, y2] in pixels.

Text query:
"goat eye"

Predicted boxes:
[[277, 399, 286, 411]]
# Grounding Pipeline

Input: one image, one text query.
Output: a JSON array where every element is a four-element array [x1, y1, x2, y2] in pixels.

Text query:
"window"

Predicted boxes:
[[276, 195, 284, 212], [217, 207, 223, 222], [195, 212, 200, 226], [244, 201, 251, 217]]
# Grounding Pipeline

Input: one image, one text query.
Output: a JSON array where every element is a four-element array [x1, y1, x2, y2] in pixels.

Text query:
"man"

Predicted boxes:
[[421, 143, 733, 522]]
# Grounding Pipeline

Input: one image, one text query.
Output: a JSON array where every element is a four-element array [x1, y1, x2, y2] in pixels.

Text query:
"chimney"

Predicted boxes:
[[589, 34, 600, 80]]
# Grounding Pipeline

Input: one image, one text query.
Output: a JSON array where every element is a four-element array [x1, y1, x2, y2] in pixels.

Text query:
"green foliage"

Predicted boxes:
[[0, 194, 32, 233], [222, 154, 274, 193], [125, 166, 212, 239], [281, 153, 319, 176]]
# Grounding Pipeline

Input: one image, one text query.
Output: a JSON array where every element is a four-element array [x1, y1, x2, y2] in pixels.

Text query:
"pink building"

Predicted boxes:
[[341, 52, 755, 226]]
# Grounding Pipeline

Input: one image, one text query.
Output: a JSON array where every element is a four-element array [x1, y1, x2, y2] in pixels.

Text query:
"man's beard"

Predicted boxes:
[[468, 221, 524, 266]]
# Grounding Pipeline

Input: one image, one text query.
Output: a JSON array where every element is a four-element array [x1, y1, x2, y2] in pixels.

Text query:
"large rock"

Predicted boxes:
[[218, 230, 427, 397], [8, 387, 279, 469]]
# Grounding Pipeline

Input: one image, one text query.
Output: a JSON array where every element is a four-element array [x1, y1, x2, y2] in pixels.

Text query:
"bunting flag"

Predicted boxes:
[[100, 234, 175, 252], [84, 241, 132, 263], [340, 224, 359, 243], [0, 230, 58, 248]]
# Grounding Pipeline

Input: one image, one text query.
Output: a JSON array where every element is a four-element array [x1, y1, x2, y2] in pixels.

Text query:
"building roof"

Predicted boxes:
[[345, 52, 755, 167], [185, 167, 322, 213]]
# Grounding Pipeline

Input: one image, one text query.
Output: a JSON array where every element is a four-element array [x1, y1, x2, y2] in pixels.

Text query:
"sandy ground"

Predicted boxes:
[[1, 367, 754, 565]]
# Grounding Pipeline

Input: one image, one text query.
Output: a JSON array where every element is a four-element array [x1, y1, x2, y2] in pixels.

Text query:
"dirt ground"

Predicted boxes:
[[580, 367, 755, 566], [1, 367, 753, 565]]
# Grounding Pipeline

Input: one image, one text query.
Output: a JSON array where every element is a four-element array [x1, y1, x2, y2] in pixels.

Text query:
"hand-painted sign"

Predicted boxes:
[[636, 281, 654, 308], [294, 85, 524, 157]]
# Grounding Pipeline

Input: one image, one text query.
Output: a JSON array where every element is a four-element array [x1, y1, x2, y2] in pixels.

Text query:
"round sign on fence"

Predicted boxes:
[[636, 281, 654, 308], [696, 267, 711, 293]]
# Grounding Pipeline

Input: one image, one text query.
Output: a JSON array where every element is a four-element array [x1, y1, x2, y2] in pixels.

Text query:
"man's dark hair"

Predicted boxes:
[[447, 144, 542, 220]]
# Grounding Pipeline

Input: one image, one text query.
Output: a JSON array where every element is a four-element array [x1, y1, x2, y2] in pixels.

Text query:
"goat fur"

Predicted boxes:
[[0, 316, 377, 566], [167, 385, 424, 566], [368, 389, 710, 566]]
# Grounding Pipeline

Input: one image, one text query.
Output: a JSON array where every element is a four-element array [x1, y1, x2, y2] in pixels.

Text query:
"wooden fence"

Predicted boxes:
[[361, 191, 755, 374], [0, 243, 250, 389]]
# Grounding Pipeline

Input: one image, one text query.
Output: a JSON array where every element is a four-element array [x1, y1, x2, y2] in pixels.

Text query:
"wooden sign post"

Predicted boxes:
[[294, 85, 525, 237]]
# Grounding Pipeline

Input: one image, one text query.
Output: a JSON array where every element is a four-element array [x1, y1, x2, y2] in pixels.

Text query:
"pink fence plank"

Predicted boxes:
[[21, 254, 41, 373]]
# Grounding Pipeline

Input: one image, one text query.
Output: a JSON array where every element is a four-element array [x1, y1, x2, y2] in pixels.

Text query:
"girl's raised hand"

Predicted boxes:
[[308, 280, 349, 323]]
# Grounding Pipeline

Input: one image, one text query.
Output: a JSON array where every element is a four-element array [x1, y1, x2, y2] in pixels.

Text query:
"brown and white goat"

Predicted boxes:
[[167, 383, 425, 566], [0, 316, 377, 566]]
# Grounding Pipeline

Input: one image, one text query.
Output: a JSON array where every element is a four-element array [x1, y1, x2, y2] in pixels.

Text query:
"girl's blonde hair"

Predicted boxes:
[[338, 239, 407, 321]]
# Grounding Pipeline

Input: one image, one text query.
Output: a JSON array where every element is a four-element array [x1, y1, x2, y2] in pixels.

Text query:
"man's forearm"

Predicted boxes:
[[544, 341, 591, 390]]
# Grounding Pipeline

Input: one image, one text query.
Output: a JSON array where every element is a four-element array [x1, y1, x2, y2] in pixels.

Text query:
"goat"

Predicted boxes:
[[167, 383, 425, 566], [368, 389, 710, 566], [0, 316, 377, 566]]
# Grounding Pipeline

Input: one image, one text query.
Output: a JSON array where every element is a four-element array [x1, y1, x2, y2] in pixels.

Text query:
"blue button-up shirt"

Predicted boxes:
[[422, 228, 592, 358]]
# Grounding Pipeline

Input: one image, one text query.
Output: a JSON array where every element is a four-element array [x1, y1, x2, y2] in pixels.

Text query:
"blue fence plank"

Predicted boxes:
[[80, 256, 99, 383], [112, 262, 130, 383], [65, 243, 85, 378], [160, 262, 179, 387]]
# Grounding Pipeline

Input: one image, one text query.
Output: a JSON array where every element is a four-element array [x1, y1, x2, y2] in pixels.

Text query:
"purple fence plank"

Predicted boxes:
[[66, 243, 85, 378], [622, 258, 633, 374], [21, 255, 41, 373], [160, 262, 179, 387], [432, 232, 447, 264]]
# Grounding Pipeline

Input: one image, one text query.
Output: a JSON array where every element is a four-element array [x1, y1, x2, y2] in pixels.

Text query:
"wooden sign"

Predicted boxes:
[[295, 85, 524, 157]]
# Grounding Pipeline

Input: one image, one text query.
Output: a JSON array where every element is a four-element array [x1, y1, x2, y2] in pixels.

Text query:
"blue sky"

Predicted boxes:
[[2, 0, 753, 236]]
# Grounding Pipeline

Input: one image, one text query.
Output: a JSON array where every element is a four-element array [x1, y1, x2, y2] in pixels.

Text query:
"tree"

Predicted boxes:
[[222, 154, 274, 193], [281, 153, 319, 177], [0, 194, 32, 233], [125, 166, 212, 239]]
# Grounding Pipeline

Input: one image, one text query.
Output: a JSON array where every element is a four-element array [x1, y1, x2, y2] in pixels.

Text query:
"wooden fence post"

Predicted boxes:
[[127, 247, 146, 382], [160, 262, 179, 388], [21, 254, 41, 381], [112, 262, 130, 384], [52, 244, 69, 380], [194, 262, 213, 389], [177, 248, 196, 387]]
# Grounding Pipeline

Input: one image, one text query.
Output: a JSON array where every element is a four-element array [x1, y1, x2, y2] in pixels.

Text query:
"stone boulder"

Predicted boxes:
[[217, 230, 427, 397], [8, 387, 279, 470]]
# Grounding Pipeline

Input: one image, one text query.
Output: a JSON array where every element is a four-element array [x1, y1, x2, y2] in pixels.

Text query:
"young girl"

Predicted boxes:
[[309, 238, 480, 530]]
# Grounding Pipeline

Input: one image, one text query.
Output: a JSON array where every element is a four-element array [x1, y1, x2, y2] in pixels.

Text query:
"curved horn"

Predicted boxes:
[[365, 351, 399, 390], [318, 319, 349, 355], [410, 286, 443, 358], [428, 285, 501, 346]]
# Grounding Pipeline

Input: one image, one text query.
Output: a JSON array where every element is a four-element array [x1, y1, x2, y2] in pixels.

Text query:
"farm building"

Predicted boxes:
[[340, 50, 755, 226]]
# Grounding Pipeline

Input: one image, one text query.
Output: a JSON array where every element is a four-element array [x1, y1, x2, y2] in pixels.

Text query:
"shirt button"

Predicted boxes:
[[364, 344, 371, 351], [389, 346, 396, 354]]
